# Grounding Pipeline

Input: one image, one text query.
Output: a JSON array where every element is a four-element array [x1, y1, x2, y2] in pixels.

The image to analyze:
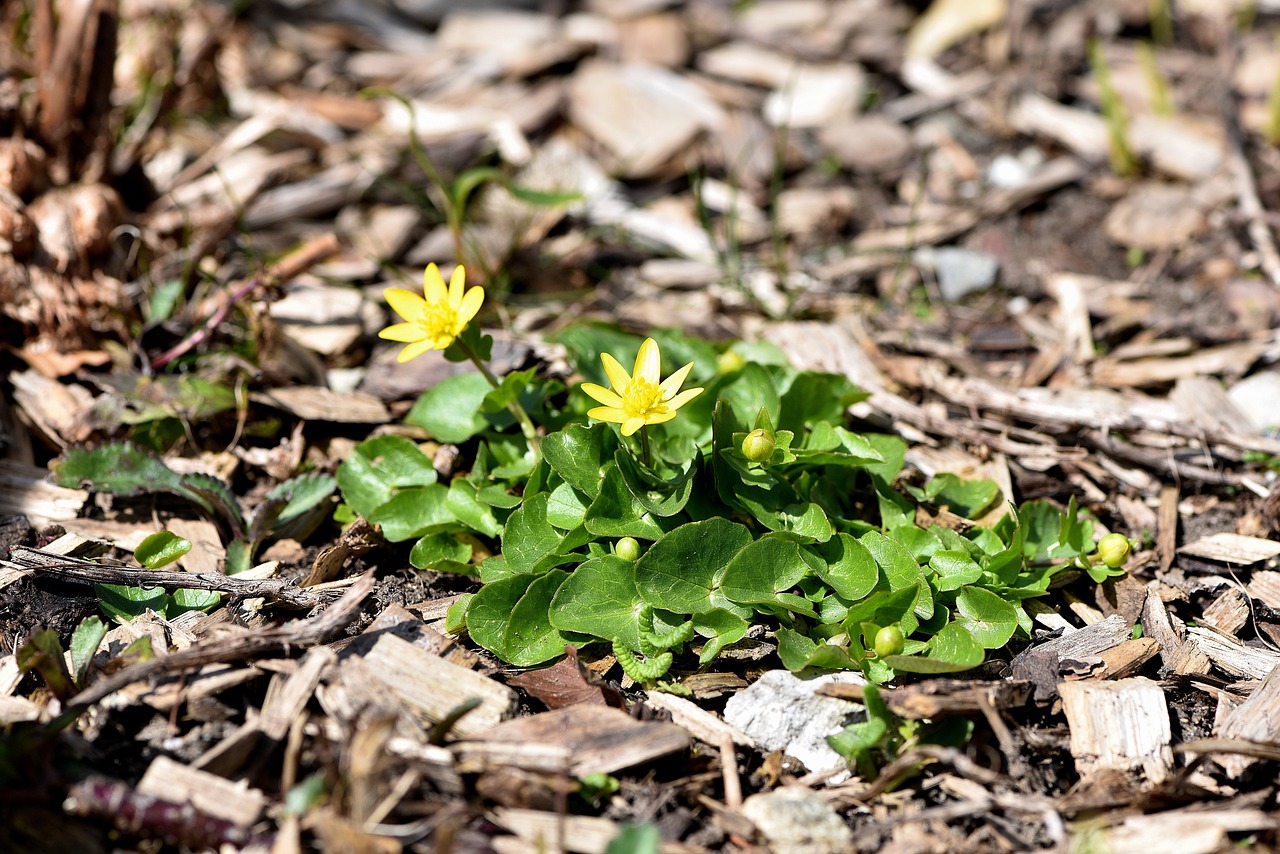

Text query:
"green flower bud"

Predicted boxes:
[[742, 428, 776, 463], [874, 625, 904, 658], [1097, 533, 1131, 569], [716, 351, 746, 373], [615, 536, 641, 562]]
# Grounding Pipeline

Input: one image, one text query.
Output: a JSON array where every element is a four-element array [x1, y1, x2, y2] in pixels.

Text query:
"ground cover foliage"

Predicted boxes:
[[7, 0, 1280, 852]]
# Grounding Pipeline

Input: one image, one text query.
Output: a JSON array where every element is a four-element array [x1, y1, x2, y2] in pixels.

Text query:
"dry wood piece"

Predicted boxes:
[[0, 459, 87, 528], [1097, 637, 1161, 680], [817, 678, 1031, 720], [5, 545, 335, 610], [1185, 625, 1280, 680], [1201, 587, 1251, 635], [68, 572, 374, 709], [1142, 586, 1212, 676], [458, 705, 690, 777], [1010, 614, 1133, 701], [1100, 809, 1277, 854], [644, 688, 758, 749], [137, 755, 265, 830], [361, 633, 517, 739], [490, 807, 700, 854], [1179, 533, 1280, 565], [1215, 663, 1280, 778], [1060, 677, 1173, 785]]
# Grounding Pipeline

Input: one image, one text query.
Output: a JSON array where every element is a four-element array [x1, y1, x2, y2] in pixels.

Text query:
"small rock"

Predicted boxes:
[[1103, 182, 1207, 250], [698, 43, 802, 89], [568, 60, 724, 177], [818, 114, 912, 174], [1129, 115, 1225, 182], [914, 246, 1000, 301], [764, 63, 865, 128], [986, 147, 1043, 189], [1227, 372, 1280, 434], [271, 281, 378, 356], [740, 787, 854, 854], [722, 670, 865, 775], [617, 12, 690, 68], [775, 186, 859, 238]]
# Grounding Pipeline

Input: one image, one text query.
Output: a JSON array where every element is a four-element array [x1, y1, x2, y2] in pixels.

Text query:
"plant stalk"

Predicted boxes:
[[458, 337, 541, 460]]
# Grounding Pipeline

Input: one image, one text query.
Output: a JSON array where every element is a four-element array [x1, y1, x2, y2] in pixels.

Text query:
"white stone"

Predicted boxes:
[[1227, 371, 1280, 434], [741, 787, 854, 854], [722, 670, 865, 775], [764, 63, 865, 128]]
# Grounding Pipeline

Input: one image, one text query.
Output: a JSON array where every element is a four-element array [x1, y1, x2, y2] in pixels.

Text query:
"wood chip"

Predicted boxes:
[[1216, 663, 1280, 777], [1060, 677, 1173, 784], [137, 755, 265, 830], [0, 459, 87, 528], [460, 705, 689, 777], [361, 633, 517, 739], [1142, 585, 1212, 676], [644, 689, 758, 749], [251, 386, 390, 423], [1185, 625, 1280, 679], [1179, 532, 1280, 565]]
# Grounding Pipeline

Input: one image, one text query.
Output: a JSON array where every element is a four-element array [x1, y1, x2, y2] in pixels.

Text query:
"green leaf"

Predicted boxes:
[[635, 518, 753, 615], [267, 472, 338, 535], [583, 465, 665, 541], [16, 628, 75, 700], [907, 473, 999, 519], [546, 482, 590, 530], [814, 534, 879, 600], [505, 569, 574, 666], [720, 534, 811, 605], [135, 531, 192, 569], [859, 532, 929, 618], [406, 372, 495, 443], [96, 582, 167, 622], [410, 533, 473, 572], [929, 550, 984, 592], [775, 628, 858, 671], [168, 587, 221, 616], [549, 555, 643, 650], [954, 587, 1018, 648], [369, 484, 455, 542], [178, 472, 247, 536], [606, 823, 661, 854], [883, 622, 983, 673], [446, 479, 502, 538], [467, 573, 537, 660], [481, 368, 539, 414], [692, 609, 749, 664], [69, 616, 107, 688], [502, 492, 565, 572], [541, 423, 616, 498], [503, 181, 584, 208], [778, 371, 869, 434], [614, 449, 695, 518]]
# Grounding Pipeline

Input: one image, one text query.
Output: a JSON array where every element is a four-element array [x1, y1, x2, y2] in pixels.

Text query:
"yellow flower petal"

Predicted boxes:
[[423, 263, 448, 303], [621, 416, 647, 436], [398, 339, 436, 363], [384, 288, 425, 322], [581, 383, 625, 408], [664, 387, 703, 411], [633, 338, 661, 385], [457, 286, 485, 327], [601, 352, 632, 392], [659, 362, 694, 399], [447, 264, 465, 307], [643, 411, 677, 426], [379, 322, 423, 342], [587, 406, 628, 424]]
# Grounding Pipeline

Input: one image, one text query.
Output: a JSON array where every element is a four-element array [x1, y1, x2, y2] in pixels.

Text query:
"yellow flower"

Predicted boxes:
[[379, 264, 484, 361], [581, 338, 703, 436]]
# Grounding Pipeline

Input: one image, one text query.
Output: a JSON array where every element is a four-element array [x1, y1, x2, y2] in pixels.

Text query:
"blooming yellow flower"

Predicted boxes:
[[581, 338, 703, 436], [379, 264, 484, 362]]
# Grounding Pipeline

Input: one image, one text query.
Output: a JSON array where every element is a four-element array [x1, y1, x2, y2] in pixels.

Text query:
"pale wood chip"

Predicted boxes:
[[137, 755, 265, 830], [1180, 533, 1280, 565], [361, 634, 517, 738], [1185, 625, 1280, 679], [1060, 677, 1173, 784]]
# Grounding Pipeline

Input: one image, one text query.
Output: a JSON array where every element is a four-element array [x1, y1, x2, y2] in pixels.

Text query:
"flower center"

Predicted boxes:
[[622, 377, 666, 417], [415, 301, 458, 340]]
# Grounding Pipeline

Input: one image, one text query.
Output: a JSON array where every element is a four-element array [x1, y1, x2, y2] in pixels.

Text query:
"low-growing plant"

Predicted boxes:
[[333, 267, 1131, 684]]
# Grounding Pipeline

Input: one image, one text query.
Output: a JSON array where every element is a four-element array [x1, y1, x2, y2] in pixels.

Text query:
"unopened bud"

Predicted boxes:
[[1097, 533, 1131, 569], [615, 536, 641, 562], [742, 428, 775, 462], [874, 625, 904, 658]]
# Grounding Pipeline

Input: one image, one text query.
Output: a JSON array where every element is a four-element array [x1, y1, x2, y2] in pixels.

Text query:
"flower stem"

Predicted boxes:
[[458, 338, 541, 460], [639, 426, 652, 469]]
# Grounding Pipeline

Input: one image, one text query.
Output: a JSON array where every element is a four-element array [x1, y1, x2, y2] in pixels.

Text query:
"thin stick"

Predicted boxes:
[[150, 233, 340, 370]]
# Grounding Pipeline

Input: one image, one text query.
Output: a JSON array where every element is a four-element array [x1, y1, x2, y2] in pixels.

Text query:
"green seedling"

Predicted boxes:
[[1089, 39, 1139, 178], [827, 684, 974, 781]]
